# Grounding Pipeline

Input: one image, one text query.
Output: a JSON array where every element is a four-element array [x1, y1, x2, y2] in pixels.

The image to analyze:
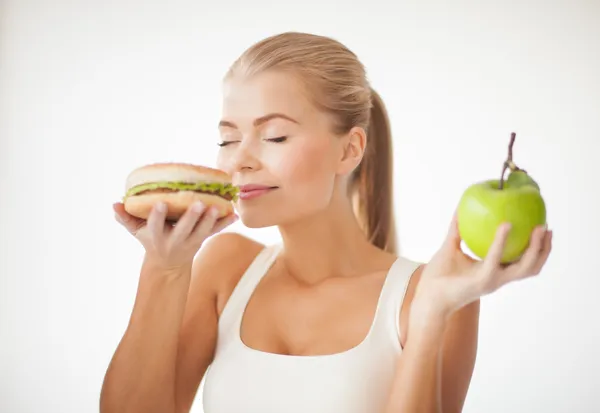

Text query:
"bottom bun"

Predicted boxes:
[[124, 191, 234, 221]]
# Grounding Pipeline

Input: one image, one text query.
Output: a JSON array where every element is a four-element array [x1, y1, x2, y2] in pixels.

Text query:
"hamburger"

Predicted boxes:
[[122, 162, 239, 221]]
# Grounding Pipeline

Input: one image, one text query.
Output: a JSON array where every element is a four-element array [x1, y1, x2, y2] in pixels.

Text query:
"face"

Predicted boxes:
[[216, 70, 364, 228]]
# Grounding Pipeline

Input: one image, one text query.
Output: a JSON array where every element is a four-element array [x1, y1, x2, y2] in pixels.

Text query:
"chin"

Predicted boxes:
[[238, 205, 323, 229], [232, 204, 273, 228], [235, 192, 329, 228], [238, 214, 279, 229], [236, 204, 302, 229]]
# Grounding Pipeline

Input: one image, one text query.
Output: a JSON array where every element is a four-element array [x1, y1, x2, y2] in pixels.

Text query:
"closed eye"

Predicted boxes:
[[266, 136, 287, 143], [217, 141, 238, 147]]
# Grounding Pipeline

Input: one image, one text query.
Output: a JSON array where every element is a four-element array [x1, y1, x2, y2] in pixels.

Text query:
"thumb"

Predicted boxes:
[[113, 202, 145, 235], [443, 210, 462, 251]]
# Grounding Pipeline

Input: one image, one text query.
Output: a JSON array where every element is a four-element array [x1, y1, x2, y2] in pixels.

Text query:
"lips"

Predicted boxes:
[[239, 184, 276, 192], [238, 184, 278, 200]]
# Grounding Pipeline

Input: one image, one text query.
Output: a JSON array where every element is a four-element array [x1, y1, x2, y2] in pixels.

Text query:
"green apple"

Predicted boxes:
[[457, 133, 546, 264]]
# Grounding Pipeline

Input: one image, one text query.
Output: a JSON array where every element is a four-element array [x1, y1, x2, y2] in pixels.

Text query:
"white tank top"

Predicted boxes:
[[202, 244, 421, 413]]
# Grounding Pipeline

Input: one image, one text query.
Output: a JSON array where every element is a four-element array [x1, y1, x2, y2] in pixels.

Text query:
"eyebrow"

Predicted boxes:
[[218, 113, 299, 129]]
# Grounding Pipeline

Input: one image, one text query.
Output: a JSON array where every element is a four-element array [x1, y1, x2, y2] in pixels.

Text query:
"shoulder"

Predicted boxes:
[[196, 231, 264, 261], [192, 232, 266, 316]]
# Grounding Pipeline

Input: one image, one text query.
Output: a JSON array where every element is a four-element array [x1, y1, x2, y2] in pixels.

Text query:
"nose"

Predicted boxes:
[[225, 139, 261, 174]]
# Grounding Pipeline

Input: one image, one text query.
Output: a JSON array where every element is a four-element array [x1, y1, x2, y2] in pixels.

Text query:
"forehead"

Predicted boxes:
[[221, 70, 317, 124]]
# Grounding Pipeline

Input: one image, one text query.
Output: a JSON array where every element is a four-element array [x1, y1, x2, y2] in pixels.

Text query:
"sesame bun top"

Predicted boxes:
[[125, 162, 232, 191]]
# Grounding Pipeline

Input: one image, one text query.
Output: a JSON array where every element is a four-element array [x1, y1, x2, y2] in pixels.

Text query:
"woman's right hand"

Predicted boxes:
[[113, 201, 238, 271]]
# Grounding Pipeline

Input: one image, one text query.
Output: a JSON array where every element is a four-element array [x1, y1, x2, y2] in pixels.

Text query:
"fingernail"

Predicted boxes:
[[156, 202, 166, 212], [192, 202, 204, 213]]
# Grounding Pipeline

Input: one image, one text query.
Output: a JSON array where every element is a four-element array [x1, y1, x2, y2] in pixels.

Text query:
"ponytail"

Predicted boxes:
[[351, 88, 397, 254]]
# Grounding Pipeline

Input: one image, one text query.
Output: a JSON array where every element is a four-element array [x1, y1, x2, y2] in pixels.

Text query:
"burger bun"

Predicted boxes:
[[122, 162, 235, 221]]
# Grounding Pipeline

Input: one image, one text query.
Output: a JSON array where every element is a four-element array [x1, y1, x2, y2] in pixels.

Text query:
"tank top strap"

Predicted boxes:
[[217, 243, 283, 337], [370, 256, 422, 348]]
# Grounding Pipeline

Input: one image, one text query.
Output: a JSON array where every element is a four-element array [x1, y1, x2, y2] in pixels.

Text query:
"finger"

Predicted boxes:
[[443, 211, 462, 251], [170, 202, 206, 243], [481, 223, 512, 275], [526, 228, 553, 276], [187, 207, 221, 244], [502, 225, 547, 281], [147, 202, 168, 239], [113, 202, 145, 235]]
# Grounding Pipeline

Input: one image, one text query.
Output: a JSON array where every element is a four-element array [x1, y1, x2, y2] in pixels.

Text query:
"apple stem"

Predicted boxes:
[[499, 132, 517, 190]]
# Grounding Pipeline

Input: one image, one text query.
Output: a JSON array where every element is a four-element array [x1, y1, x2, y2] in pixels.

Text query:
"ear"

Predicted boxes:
[[337, 126, 367, 175]]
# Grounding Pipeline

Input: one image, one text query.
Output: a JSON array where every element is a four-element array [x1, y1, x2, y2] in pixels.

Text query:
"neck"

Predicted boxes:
[[277, 191, 392, 285]]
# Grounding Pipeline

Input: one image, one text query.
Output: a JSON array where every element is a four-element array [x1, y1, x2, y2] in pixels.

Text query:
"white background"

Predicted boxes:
[[1, 1, 599, 412]]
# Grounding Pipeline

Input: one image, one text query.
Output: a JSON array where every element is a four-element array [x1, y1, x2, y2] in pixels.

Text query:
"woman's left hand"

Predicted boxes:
[[412, 212, 553, 321]]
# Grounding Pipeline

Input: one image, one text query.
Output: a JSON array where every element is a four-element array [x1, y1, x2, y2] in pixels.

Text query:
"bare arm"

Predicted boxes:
[[439, 301, 479, 412], [384, 209, 551, 413], [100, 228, 261, 413], [385, 266, 480, 413], [174, 233, 263, 412], [99, 257, 195, 413]]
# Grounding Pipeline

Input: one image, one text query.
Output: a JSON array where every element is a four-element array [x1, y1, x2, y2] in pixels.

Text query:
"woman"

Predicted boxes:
[[100, 32, 553, 413]]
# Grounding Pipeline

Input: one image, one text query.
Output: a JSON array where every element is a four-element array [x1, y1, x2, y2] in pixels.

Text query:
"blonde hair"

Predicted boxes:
[[226, 32, 397, 254]]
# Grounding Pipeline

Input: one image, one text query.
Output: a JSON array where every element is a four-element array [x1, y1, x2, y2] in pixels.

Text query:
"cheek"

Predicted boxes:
[[276, 139, 337, 201]]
